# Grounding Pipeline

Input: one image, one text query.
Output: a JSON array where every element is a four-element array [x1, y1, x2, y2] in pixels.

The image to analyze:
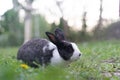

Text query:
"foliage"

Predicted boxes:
[[103, 21, 120, 39], [50, 25, 91, 42], [93, 21, 120, 40], [0, 9, 24, 47], [0, 41, 120, 80], [50, 11, 89, 42], [1, 9, 21, 32], [0, 10, 52, 47], [65, 28, 91, 42]]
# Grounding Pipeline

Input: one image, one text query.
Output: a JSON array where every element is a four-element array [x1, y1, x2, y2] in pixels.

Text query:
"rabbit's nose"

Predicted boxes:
[[79, 54, 81, 56]]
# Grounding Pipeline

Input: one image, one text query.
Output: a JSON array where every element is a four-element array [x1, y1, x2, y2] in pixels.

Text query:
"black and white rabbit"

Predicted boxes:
[[17, 28, 81, 67]]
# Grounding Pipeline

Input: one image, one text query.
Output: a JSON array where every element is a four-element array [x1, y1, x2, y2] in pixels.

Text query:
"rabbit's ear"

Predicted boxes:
[[46, 32, 57, 43], [55, 28, 65, 41]]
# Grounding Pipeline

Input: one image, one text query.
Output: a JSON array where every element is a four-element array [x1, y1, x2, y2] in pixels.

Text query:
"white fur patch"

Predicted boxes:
[[70, 43, 81, 61], [50, 49, 64, 65], [43, 42, 64, 65], [43, 42, 56, 53], [48, 42, 56, 50], [43, 45, 47, 53]]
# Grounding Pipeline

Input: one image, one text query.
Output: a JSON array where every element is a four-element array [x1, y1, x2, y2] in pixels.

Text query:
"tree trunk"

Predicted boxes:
[[62, 18, 68, 37], [97, 0, 103, 28], [24, 0, 33, 43], [81, 11, 87, 35], [24, 12, 32, 43], [119, 0, 120, 17], [56, 1, 68, 37]]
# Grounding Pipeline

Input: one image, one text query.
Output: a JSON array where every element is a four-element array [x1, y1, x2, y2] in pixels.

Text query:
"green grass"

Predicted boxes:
[[0, 41, 120, 80]]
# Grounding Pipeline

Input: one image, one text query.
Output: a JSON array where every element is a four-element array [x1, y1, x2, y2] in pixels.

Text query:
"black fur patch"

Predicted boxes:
[[57, 42, 74, 60]]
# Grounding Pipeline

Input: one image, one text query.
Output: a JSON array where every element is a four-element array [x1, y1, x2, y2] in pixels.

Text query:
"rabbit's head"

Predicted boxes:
[[46, 28, 81, 61]]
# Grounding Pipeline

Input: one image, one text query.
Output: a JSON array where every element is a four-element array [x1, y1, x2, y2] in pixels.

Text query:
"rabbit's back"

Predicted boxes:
[[17, 38, 55, 67]]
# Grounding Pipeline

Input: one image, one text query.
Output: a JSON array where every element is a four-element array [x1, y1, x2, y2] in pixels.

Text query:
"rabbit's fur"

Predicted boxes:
[[17, 28, 81, 67]]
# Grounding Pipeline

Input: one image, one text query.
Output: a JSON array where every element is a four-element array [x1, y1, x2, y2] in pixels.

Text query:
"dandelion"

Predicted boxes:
[[20, 64, 29, 69]]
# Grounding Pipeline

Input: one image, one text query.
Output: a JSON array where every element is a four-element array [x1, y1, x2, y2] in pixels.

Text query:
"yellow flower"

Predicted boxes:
[[20, 64, 29, 69]]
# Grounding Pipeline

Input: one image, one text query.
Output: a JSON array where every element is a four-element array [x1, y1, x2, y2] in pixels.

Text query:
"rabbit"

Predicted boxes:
[[17, 28, 81, 67]]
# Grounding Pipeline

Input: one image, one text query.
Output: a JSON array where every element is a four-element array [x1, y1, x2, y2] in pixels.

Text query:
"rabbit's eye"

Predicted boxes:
[[67, 45, 74, 53], [62, 42, 74, 52]]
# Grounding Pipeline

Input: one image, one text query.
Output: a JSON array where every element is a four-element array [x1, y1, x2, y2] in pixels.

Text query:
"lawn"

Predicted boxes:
[[0, 40, 120, 80]]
